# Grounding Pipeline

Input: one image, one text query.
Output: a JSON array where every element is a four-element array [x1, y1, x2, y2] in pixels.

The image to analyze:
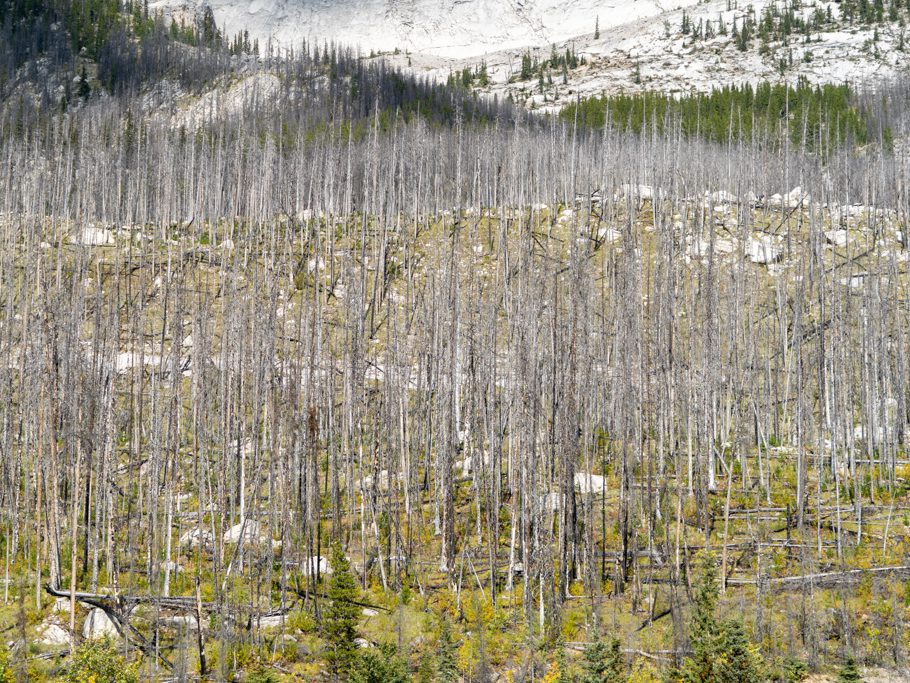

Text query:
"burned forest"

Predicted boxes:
[[1, 12, 910, 680]]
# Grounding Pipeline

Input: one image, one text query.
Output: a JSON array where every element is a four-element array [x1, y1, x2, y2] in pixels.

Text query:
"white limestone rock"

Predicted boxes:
[[37, 622, 70, 646], [299, 555, 332, 577], [83, 608, 119, 639], [574, 472, 606, 494], [747, 236, 782, 264], [74, 227, 115, 247]]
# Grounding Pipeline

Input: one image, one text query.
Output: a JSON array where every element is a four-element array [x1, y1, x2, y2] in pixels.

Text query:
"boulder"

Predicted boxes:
[[747, 236, 782, 264], [179, 527, 214, 550], [74, 227, 115, 247], [542, 491, 563, 512], [617, 183, 654, 201], [37, 622, 70, 646], [83, 608, 119, 639], [457, 452, 491, 476], [361, 469, 395, 491], [597, 227, 622, 244], [574, 472, 607, 495], [785, 186, 809, 207], [160, 615, 199, 631], [223, 519, 265, 544], [825, 229, 849, 247], [299, 555, 332, 577], [254, 614, 286, 630], [707, 190, 738, 203]]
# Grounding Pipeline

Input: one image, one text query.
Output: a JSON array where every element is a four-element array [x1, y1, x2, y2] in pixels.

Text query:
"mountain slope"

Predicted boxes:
[[441, 0, 910, 106], [150, 0, 910, 103], [149, 0, 700, 57]]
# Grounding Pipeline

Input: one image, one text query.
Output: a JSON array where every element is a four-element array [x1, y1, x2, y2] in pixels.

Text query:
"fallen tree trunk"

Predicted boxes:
[[725, 565, 910, 591]]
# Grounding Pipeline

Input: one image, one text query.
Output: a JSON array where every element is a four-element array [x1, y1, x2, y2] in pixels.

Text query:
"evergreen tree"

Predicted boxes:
[[678, 554, 766, 683], [782, 657, 809, 683], [198, 6, 221, 47], [322, 543, 361, 680], [436, 618, 460, 683], [595, 15, 600, 39], [717, 620, 764, 683], [350, 643, 411, 683], [417, 653, 435, 683], [680, 553, 722, 683], [77, 65, 91, 99], [580, 636, 624, 683], [520, 52, 533, 80], [477, 61, 490, 86], [837, 656, 862, 683]]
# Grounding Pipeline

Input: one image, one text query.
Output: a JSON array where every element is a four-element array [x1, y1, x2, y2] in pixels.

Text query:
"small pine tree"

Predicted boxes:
[[680, 553, 721, 683], [77, 66, 91, 99], [783, 657, 809, 683], [595, 15, 600, 39], [580, 636, 624, 683], [520, 52, 533, 80], [678, 554, 767, 683], [477, 61, 490, 86], [717, 620, 764, 683], [417, 653, 435, 683], [322, 543, 361, 680], [837, 656, 862, 683], [436, 619, 460, 683], [350, 643, 411, 683]]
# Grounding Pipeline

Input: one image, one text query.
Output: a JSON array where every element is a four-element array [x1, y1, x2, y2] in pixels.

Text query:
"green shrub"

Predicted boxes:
[[0, 644, 13, 683], [63, 637, 139, 683]]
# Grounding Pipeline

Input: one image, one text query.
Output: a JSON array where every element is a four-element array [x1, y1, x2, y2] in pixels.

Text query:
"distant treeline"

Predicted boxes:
[[560, 80, 893, 150]]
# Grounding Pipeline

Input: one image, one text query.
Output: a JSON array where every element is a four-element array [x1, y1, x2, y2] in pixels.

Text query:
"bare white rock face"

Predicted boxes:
[[574, 472, 606, 494], [83, 608, 119, 639], [160, 615, 200, 631], [825, 229, 849, 247], [73, 226, 115, 246], [37, 622, 71, 646], [542, 491, 563, 512], [456, 451, 492, 476], [222, 519, 265, 544], [254, 614, 287, 629], [180, 527, 215, 549], [747, 236, 782, 264], [298, 555, 332, 577]]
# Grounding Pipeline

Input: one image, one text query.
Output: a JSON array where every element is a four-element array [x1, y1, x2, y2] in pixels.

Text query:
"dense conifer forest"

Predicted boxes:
[[1, 0, 910, 680], [560, 81, 895, 150]]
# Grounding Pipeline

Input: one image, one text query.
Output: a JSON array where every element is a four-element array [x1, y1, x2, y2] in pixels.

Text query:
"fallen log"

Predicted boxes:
[[725, 565, 910, 591]]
